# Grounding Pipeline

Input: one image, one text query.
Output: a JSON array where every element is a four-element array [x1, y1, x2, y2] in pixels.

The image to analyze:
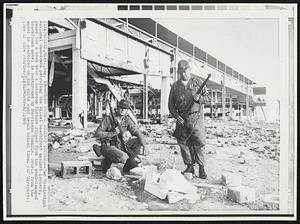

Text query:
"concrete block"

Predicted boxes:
[[221, 173, 242, 187], [227, 186, 256, 203], [61, 161, 92, 178]]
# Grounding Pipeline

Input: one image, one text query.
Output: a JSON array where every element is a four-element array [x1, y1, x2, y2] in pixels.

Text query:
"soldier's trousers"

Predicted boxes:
[[100, 137, 142, 172], [175, 113, 206, 166]]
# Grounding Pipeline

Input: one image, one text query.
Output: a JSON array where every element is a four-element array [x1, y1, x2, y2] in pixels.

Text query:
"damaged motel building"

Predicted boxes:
[[48, 18, 266, 128]]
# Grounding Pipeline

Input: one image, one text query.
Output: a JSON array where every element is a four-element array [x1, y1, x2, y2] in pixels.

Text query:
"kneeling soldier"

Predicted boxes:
[[93, 99, 147, 173]]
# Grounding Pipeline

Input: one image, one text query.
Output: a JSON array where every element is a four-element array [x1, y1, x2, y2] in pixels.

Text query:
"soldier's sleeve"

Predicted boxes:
[[126, 117, 146, 146], [94, 116, 116, 139], [168, 83, 180, 119], [193, 78, 210, 104]]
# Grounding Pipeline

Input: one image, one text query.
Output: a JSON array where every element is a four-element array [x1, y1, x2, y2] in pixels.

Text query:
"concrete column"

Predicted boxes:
[[210, 90, 214, 119], [238, 103, 242, 121], [241, 104, 244, 119], [229, 95, 233, 118], [222, 85, 226, 121], [55, 106, 61, 119], [143, 73, 148, 120], [72, 42, 87, 129], [214, 91, 218, 117], [160, 76, 171, 117], [245, 94, 249, 120], [97, 92, 103, 118]]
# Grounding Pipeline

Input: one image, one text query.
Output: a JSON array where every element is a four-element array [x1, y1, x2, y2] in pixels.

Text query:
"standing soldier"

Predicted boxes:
[[168, 59, 209, 179]]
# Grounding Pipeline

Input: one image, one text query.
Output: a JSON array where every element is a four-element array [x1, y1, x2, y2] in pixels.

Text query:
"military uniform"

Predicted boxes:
[[168, 75, 209, 168], [94, 114, 146, 172]]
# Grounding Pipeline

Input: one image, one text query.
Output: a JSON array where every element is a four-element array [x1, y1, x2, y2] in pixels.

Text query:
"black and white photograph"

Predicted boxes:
[[3, 3, 297, 221]]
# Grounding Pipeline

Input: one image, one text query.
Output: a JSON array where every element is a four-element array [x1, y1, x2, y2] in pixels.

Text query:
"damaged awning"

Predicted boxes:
[[88, 63, 138, 124]]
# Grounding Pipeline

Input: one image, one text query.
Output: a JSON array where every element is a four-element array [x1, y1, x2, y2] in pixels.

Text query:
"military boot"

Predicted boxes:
[[93, 144, 102, 157], [123, 157, 138, 173], [198, 165, 207, 179], [181, 164, 195, 175]]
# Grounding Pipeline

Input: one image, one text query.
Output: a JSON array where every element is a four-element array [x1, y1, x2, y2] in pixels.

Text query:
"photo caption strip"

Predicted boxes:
[[11, 18, 48, 214]]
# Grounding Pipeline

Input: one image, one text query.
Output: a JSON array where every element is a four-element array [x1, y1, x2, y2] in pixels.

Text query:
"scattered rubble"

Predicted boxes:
[[262, 194, 279, 210], [52, 141, 60, 149], [48, 128, 95, 152], [206, 122, 280, 161], [106, 167, 122, 180], [49, 119, 280, 211]]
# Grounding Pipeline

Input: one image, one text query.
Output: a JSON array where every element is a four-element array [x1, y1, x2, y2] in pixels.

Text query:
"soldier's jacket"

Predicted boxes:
[[168, 76, 209, 120], [95, 114, 146, 148]]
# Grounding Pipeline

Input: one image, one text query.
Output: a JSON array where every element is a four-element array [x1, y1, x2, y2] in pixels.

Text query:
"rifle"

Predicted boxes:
[[107, 100, 141, 163], [180, 74, 211, 119], [173, 74, 211, 140]]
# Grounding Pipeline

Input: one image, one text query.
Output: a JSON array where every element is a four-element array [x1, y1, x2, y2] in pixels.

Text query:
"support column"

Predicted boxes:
[[55, 106, 61, 118], [245, 94, 249, 120], [214, 91, 218, 117], [72, 42, 87, 129], [241, 104, 244, 119], [143, 73, 148, 120], [210, 90, 214, 119], [222, 83, 226, 121], [160, 76, 171, 117], [229, 94, 233, 118], [238, 103, 242, 121], [97, 92, 103, 118]]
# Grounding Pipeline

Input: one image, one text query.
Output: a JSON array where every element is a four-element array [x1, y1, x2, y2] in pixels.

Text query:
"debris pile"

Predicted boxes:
[[48, 119, 281, 211], [139, 119, 176, 145], [206, 122, 280, 161], [48, 129, 95, 152], [49, 118, 72, 127]]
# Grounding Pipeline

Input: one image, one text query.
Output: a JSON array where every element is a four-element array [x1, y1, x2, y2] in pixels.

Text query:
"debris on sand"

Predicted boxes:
[[144, 169, 197, 200], [48, 119, 280, 211], [129, 165, 157, 180], [106, 167, 122, 180], [48, 128, 96, 152]]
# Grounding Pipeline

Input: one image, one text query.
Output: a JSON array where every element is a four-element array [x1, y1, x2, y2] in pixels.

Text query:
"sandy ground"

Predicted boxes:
[[48, 119, 283, 212]]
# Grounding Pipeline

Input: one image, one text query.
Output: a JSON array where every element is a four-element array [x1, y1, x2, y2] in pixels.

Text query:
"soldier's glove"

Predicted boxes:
[[194, 94, 201, 102], [113, 127, 120, 136], [176, 116, 184, 126]]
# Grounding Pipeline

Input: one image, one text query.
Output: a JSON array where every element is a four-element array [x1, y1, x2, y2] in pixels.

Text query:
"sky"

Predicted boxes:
[[155, 18, 280, 121]]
